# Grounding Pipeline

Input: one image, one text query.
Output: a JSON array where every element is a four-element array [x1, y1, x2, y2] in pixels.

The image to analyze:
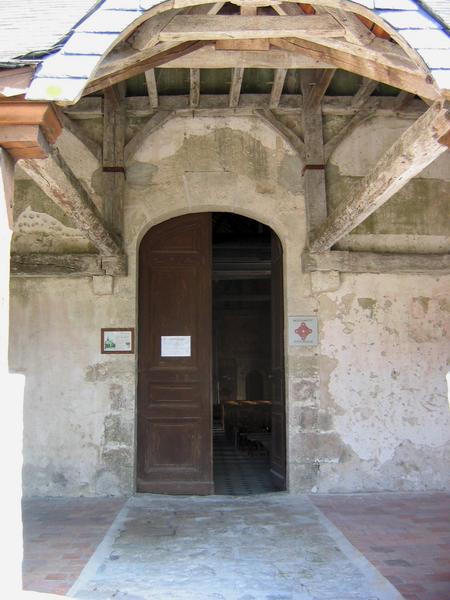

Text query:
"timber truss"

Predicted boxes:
[[0, 1, 449, 277]]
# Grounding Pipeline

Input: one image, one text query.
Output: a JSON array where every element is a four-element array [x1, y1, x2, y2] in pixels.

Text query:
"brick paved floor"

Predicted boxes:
[[22, 497, 125, 596], [22, 493, 450, 598], [310, 492, 450, 600]]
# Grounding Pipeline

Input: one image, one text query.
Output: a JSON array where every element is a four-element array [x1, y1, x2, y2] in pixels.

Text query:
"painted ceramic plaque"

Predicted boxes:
[[101, 328, 134, 354], [288, 316, 318, 346], [161, 336, 191, 357]]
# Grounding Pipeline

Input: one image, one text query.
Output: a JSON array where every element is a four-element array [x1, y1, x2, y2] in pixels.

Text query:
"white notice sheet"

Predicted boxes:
[[161, 336, 191, 357]]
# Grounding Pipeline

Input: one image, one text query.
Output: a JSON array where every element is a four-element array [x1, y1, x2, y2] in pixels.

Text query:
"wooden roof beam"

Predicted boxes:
[[159, 15, 345, 42], [310, 100, 450, 252], [271, 37, 439, 101]]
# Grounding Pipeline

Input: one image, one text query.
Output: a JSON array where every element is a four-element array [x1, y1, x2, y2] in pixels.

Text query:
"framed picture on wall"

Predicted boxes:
[[101, 328, 134, 354]]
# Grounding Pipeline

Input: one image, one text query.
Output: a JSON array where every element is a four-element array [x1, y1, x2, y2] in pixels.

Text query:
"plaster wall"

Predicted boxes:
[[8, 114, 450, 495]]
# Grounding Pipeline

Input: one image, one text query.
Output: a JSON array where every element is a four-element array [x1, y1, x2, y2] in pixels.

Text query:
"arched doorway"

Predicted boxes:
[[137, 212, 285, 494]]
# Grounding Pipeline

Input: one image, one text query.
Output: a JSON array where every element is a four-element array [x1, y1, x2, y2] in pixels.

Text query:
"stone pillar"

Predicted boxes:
[[0, 148, 25, 594]]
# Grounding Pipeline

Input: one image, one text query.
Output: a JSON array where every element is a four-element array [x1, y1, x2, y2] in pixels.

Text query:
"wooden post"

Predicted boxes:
[[301, 73, 328, 237], [103, 85, 126, 238], [0, 148, 24, 595]]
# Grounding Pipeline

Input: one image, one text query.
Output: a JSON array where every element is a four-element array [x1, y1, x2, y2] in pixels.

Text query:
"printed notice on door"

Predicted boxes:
[[161, 336, 191, 357]]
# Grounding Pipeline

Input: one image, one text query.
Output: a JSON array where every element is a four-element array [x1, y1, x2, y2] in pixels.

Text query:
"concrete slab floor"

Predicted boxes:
[[67, 494, 401, 600]]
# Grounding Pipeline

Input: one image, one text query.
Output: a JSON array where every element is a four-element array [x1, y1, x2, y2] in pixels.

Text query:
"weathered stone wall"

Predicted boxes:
[[9, 114, 450, 495]]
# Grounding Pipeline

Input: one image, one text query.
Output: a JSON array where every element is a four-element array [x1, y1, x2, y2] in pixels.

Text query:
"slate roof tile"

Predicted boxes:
[[377, 9, 442, 29]]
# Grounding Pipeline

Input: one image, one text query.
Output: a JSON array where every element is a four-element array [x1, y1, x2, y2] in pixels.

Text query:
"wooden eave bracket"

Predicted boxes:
[[0, 100, 62, 160]]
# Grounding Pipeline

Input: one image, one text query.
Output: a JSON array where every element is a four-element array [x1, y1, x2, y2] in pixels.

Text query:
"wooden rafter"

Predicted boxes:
[[270, 68, 287, 108], [302, 69, 336, 112], [83, 41, 206, 96], [310, 101, 450, 252], [190, 68, 200, 107], [271, 38, 439, 100], [145, 69, 159, 108], [229, 68, 244, 108]]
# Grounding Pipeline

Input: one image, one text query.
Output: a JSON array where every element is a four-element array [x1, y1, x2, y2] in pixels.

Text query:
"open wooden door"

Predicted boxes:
[[137, 213, 213, 494], [270, 233, 286, 489]]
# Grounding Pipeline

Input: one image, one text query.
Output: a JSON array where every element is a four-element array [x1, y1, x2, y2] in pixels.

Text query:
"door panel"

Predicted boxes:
[[138, 213, 213, 494], [270, 233, 286, 489]]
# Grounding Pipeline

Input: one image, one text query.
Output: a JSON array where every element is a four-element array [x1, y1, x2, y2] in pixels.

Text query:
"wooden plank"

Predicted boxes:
[[103, 85, 126, 238], [303, 69, 336, 112], [10, 253, 127, 277], [145, 69, 159, 108], [124, 110, 173, 164], [188, 2, 225, 15], [302, 250, 450, 274], [159, 15, 345, 42], [271, 38, 439, 101], [351, 77, 378, 109], [229, 68, 244, 108], [0, 66, 34, 97], [19, 145, 121, 256], [270, 68, 287, 108], [310, 100, 450, 252], [190, 68, 200, 108], [255, 109, 304, 159], [324, 110, 375, 162], [272, 3, 304, 16]]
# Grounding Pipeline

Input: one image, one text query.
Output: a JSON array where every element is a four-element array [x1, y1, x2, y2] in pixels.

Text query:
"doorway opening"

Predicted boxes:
[[137, 212, 285, 496], [212, 213, 281, 494]]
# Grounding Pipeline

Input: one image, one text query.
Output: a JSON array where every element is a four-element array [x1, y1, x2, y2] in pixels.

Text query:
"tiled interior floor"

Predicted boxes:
[[310, 493, 450, 600], [22, 497, 125, 596], [213, 430, 276, 495], [22, 492, 450, 598]]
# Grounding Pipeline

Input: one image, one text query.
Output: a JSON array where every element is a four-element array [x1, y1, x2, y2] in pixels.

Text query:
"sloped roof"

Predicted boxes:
[[0, 1, 449, 101], [0, 0, 99, 64]]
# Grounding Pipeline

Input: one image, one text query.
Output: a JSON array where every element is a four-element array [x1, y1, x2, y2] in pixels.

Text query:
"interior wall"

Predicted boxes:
[[9, 114, 450, 496]]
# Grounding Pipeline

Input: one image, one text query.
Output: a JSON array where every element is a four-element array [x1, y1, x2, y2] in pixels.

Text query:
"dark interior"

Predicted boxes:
[[212, 213, 276, 495]]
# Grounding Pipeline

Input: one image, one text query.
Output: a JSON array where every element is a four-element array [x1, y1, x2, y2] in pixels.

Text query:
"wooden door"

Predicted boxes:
[[137, 213, 213, 494], [270, 233, 286, 489]]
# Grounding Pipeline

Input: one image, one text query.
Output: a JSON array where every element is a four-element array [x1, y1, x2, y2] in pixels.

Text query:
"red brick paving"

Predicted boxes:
[[310, 492, 450, 600], [22, 497, 125, 595], [22, 494, 450, 598]]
